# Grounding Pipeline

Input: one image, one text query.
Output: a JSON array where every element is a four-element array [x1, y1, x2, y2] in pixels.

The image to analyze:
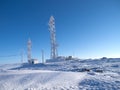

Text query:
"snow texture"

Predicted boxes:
[[0, 58, 120, 90]]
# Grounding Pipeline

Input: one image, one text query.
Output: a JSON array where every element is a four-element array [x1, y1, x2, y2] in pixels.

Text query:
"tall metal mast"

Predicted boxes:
[[48, 16, 58, 59], [27, 38, 32, 63], [41, 49, 44, 63], [21, 49, 24, 63]]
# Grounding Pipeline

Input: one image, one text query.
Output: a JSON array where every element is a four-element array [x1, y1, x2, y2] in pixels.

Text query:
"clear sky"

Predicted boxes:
[[0, 0, 120, 64]]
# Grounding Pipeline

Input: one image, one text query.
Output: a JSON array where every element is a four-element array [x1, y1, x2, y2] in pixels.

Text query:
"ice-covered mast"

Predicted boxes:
[[48, 16, 58, 59], [27, 38, 32, 63]]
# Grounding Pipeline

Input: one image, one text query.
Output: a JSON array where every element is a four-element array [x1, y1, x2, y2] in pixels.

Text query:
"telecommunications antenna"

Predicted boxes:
[[48, 16, 58, 59]]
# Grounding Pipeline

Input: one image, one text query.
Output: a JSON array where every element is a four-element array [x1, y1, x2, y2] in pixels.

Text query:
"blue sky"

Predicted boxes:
[[0, 0, 120, 64]]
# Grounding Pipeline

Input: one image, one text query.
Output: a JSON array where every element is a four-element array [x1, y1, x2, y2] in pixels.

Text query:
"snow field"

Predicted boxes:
[[0, 58, 120, 90], [0, 70, 86, 90]]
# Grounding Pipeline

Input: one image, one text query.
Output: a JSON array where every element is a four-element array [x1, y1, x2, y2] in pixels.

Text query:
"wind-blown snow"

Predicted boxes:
[[0, 70, 86, 90], [0, 58, 120, 90]]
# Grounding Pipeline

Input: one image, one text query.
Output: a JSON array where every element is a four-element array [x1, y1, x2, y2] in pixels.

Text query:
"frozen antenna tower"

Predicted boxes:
[[27, 38, 32, 63], [41, 49, 44, 63], [21, 49, 24, 63], [48, 16, 58, 59]]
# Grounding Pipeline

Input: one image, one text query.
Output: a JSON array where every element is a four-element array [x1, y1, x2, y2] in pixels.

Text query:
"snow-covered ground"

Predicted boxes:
[[0, 70, 86, 90], [0, 58, 120, 90]]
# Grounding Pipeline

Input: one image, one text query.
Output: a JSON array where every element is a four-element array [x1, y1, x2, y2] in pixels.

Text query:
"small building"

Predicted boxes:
[[29, 59, 39, 64], [66, 56, 73, 60]]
